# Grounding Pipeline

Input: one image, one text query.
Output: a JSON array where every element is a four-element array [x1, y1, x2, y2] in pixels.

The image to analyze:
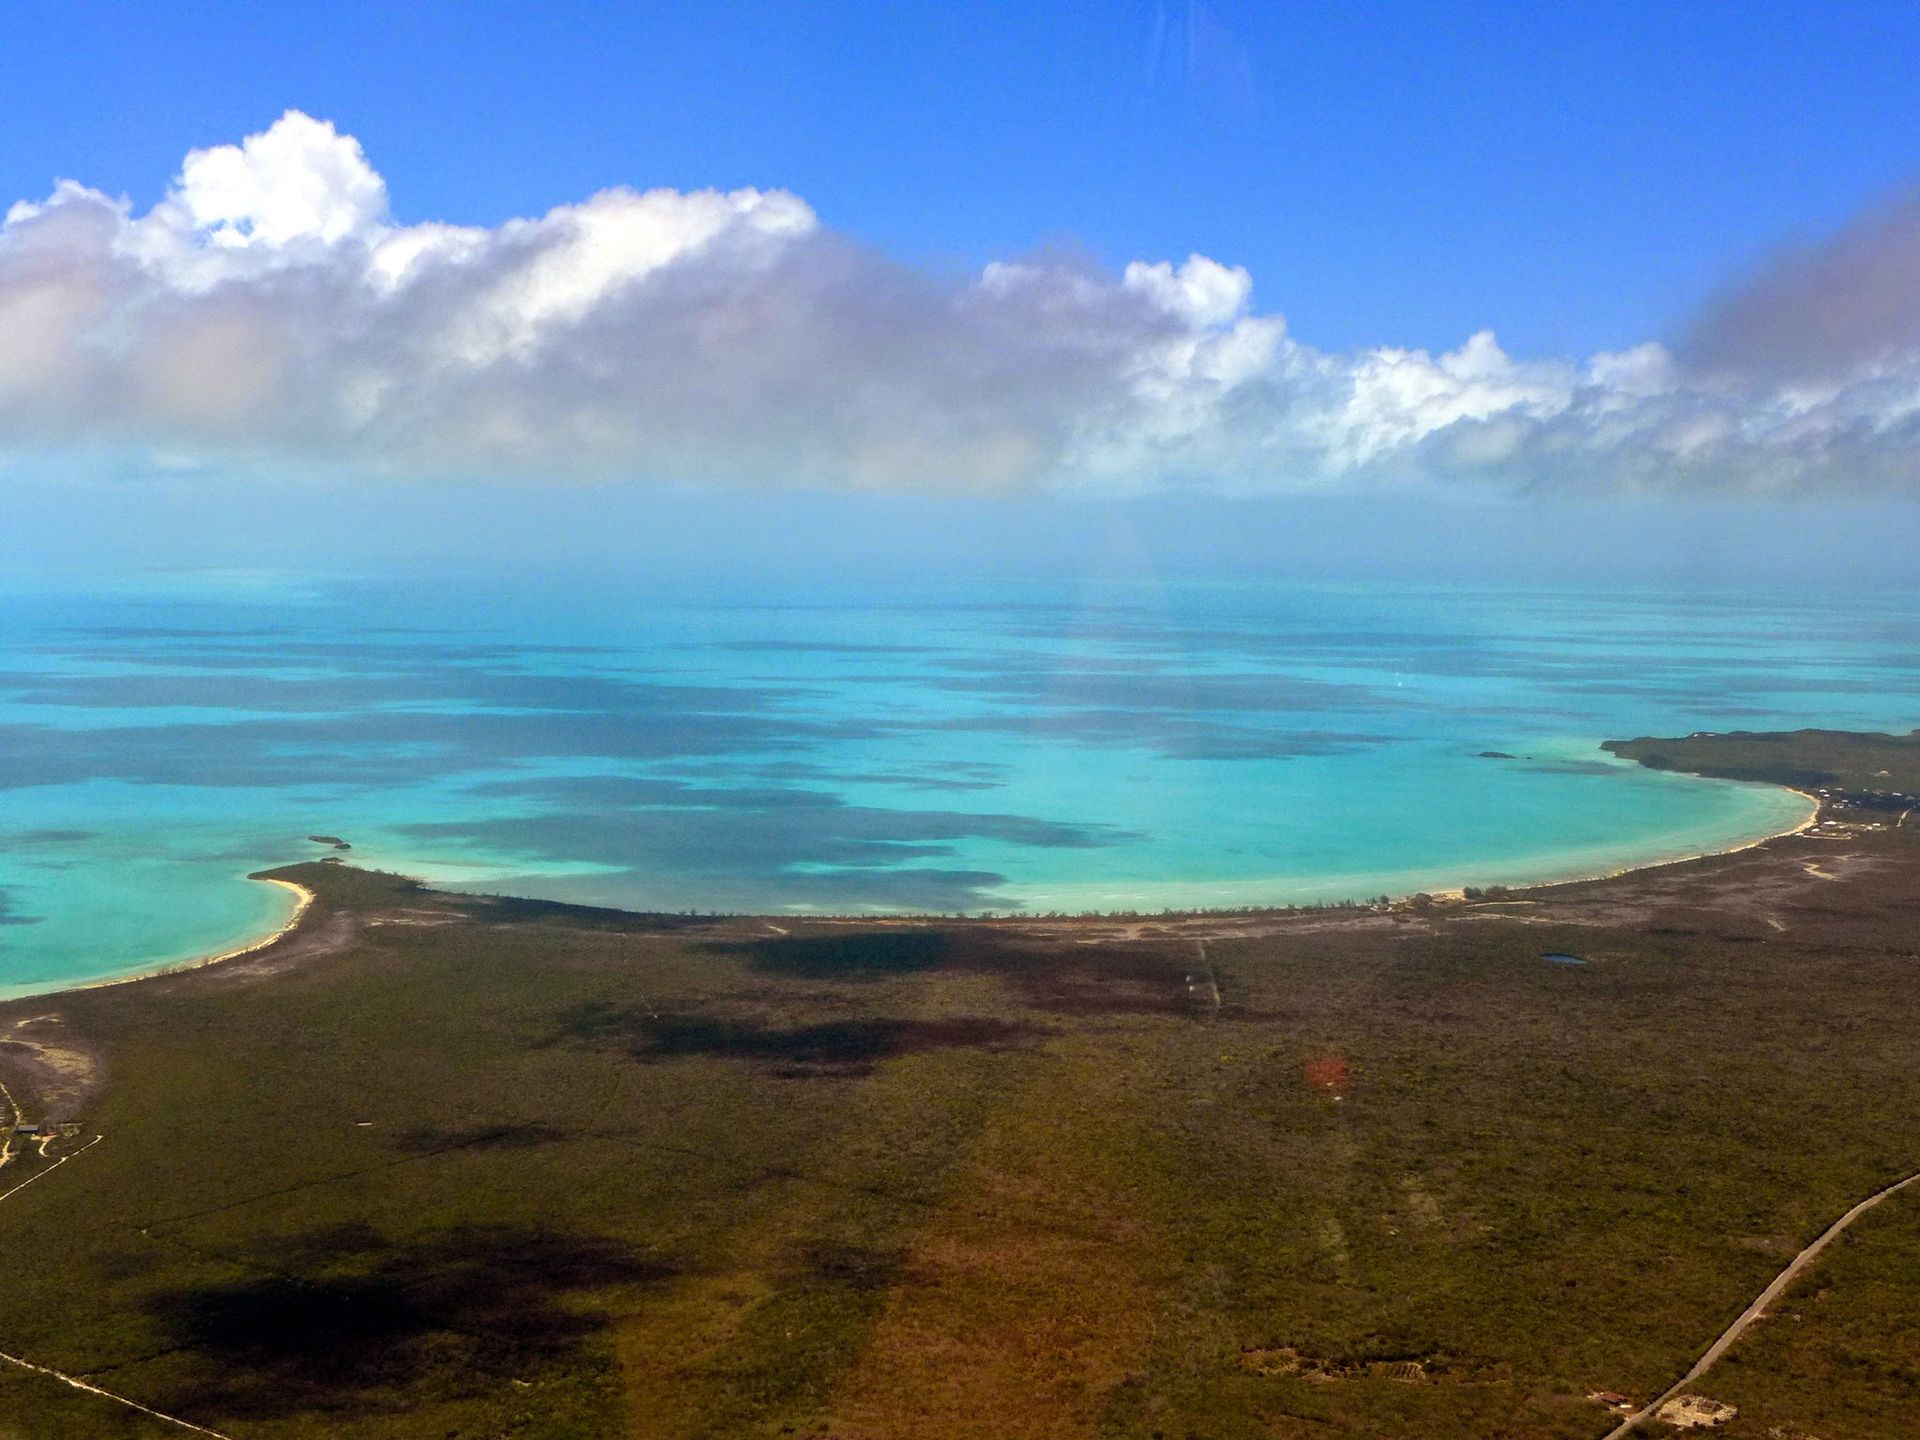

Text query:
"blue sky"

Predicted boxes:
[[2, 2, 1919, 579], [7, 1, 1920, 356]]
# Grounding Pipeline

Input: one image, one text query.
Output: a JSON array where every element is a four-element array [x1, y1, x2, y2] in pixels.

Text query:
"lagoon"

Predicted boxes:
[[1, 576, 1914, 997]]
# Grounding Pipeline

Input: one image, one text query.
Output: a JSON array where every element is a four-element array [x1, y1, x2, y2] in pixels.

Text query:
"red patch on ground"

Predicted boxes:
[[1304, 1053, 1349, 1097]]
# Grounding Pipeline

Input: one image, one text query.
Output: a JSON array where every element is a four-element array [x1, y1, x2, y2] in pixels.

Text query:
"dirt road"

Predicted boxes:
[[1601, 1166, 1920, 1438], [0, 1132, 238, 1437]]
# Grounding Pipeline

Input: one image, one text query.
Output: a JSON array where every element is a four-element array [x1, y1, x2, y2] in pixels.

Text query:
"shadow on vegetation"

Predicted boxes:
[[387, 1122, 569, 1154], [147, 1222, 669, 1419], [705, 929, 1189, 1016], [548, 1001, 1046, 1077], [716, 930, 958, 977], [799, 1240, 905, 1293], [460, 891, 717, 931]]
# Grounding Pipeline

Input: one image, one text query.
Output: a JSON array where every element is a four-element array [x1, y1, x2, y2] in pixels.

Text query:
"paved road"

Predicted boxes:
[[1601, 1166, 1920, 1438]]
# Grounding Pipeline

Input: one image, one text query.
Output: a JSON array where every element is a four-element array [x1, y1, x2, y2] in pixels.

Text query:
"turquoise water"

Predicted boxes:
[[2, 576, 1915, 998]]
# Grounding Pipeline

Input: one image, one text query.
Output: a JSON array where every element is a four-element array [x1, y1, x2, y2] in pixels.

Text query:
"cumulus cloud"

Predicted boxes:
[[3, 109, 1919, 493]]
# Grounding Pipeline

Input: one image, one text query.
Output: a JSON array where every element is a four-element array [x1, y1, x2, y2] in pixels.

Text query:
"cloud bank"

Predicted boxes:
[[3, 110, 1918, 493], [1685, 187, 1920, 383]]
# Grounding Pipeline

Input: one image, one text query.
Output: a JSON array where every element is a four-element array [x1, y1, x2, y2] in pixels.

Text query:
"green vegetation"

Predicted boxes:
[[1705, 1191, 1920, 1437], [1605, 727, 1920, 796], [0, 732, 1917, 1437]]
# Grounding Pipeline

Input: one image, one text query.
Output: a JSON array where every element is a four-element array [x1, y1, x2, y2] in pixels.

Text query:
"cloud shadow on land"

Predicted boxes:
[[386, 1122, 569, 1155], [545, 1001, 1047, 1077], [700, 929, 1194, 1017], [144, 1222, 671, 1419]]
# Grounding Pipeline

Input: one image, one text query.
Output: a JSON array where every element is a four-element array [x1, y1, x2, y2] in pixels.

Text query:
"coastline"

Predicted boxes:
[[6, 743, 1912, 1436], [995, 776, 1821, 916], [1485, 782, 1822, 893], [9, 774, 1828, 1005], [50, 877, 316, 999]]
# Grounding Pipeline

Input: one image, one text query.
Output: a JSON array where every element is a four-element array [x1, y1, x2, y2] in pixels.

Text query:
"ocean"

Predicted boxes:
[[2, 573, 1915, 997]]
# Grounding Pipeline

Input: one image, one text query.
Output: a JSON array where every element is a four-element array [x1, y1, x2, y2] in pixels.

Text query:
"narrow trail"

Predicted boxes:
[[0, 1132, 101, 1205], [0, 1077, 19, 1171], [0, 1131, 238, 1437], [0, 1345, 236, 1438], [1601, 1167, 1920, 1439]]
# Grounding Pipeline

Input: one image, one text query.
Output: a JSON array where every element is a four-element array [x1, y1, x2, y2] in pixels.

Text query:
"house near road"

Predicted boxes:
[[1657, 1394, 1738, 1428]]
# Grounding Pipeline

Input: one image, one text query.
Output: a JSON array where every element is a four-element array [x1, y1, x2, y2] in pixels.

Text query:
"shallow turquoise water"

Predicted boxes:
[[2, 576, 1914, 997]]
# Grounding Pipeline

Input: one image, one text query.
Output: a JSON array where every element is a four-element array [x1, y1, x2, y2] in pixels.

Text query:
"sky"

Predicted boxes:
[[3, 2, 1919, 581]]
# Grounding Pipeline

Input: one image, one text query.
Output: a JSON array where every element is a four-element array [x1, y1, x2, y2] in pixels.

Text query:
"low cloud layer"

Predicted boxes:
[[3, 111, 1918, 493]]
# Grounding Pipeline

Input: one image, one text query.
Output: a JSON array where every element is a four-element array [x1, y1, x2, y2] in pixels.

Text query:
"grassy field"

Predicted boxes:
[[1, 737, 1917, 1438]]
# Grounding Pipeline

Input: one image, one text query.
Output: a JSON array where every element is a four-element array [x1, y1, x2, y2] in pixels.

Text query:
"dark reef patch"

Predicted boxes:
[[399, 795, 1138, 913]]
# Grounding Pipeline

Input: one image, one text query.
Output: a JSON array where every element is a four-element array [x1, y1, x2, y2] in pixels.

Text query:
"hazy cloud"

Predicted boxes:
[[3, 110, 1919, 494], [1685, 187, 1920, 380]]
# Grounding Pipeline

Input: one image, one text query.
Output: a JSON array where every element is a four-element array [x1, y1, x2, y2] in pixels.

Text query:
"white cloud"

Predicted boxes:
[[172, 111, 388, 249], [2, 109, 1919, 494], [1121, 254, 1252, 327]]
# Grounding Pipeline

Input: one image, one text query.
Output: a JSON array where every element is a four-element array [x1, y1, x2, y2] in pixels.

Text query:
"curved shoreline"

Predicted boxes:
[[1517, 782, 1821, 891], [54, 877, 315, 998], [3, 775, 1827, 1007], [966, 777, 1821, 916]]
